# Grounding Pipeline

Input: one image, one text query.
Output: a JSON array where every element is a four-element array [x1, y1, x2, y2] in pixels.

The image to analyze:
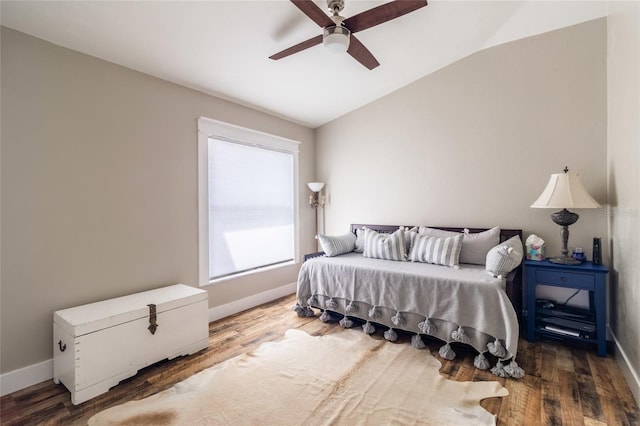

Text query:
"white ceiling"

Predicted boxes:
[[1, 0, 608, 128]]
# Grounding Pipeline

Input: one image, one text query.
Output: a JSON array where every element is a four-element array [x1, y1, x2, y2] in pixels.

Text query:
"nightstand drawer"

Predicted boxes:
[[535, 270, 595, 289]]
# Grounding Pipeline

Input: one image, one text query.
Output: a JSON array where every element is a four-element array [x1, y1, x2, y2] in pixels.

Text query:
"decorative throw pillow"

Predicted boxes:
[[486, 235, 524, 278], [418, 227, 457, 238], [418, 226, 500, 265], [354, 228, 365, 253], [459, 226, 501, 265], [402, 226, 418, 254], [317, 232, 356, 257], [363, 228, 406, 261], [409, 234, 463, 269]]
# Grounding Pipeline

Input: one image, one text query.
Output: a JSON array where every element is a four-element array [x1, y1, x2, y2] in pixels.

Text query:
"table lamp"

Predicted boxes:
[[530, 167, 600, 264]]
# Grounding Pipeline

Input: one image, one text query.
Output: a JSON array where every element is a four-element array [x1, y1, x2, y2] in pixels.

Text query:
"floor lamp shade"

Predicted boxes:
[[531, 169, 600, 264], [307, 182, 325, 192]]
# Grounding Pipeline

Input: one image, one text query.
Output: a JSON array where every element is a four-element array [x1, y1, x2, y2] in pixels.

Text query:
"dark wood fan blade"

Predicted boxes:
[[291, 0, 333, 28], [270, 34, 323, 60], [343, 0, 427, 33], [347, 34, 380, 70]]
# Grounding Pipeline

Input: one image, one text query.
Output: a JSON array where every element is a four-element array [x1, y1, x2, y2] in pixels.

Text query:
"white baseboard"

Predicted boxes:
[[208, 282, 296, 322], [1, 282, 297, 397], [0, 358, 53, 397], [608, 325, 640, 407]]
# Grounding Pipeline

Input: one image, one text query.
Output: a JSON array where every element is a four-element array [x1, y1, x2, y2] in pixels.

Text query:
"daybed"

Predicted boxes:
[[293, 224, 525, 378]]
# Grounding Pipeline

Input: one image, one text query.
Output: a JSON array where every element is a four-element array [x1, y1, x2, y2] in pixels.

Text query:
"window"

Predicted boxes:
[[198, 118, 300, 284]]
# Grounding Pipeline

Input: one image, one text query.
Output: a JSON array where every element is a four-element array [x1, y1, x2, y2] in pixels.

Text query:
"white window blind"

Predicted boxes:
[[198, 117, 300, 285], [208, 138, 295, 279]]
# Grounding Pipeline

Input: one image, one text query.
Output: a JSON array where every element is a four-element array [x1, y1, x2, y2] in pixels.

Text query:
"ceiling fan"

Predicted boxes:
[[270, 0, 428, 70]]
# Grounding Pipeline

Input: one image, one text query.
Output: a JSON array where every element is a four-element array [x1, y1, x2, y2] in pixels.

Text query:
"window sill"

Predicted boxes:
[[202, 260, 298, 287]]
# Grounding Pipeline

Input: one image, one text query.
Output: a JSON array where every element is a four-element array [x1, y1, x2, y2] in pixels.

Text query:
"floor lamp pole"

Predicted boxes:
[[307, 183, 325, 252], [314, 206, 319, 251]]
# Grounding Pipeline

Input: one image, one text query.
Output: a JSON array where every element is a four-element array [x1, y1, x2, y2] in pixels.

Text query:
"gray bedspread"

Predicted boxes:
[[295, 253, 521, 373]]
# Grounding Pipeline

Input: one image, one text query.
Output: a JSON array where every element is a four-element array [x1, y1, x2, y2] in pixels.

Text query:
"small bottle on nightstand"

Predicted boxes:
[[572, 247, 586, 262]]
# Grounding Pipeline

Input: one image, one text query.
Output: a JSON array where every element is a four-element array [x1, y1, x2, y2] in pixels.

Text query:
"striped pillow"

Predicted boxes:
[[486, 235, 523, 278], [418, 226, 500, 265], [363, 228, 406, 261], [317, 232, 356, 257], [408, 234, 463, 268]]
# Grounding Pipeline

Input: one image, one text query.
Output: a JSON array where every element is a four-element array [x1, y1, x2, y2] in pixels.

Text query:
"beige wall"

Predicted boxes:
[[607, 1, 640, 403], [3, 13, 636, 399], [316, 20, 608, 307], [0, 28, 316, 373]]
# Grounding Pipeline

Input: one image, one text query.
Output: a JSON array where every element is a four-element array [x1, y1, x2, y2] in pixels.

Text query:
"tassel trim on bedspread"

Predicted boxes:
[[362, 321, 375, 335], [325, 298, 337, 310], [434, 344, 525, 378], [486, 358, 524, 378], [384, 328, 398, 342], [368, 306, 381, 319], [339, 316, 354, 328], [438, 343, 456, 360], [490, 361, 509, 378], [294, 299, 525, 379], [451, 326, 469, 344], [291, 303, 315, 318], [418, 319, 436, 335], [391, 311, 405, 327], [319, 310, 332, 323], [503, 360, 525, 378], [487, 338, 507, 358], [489, 360, 524, 378], [411, 334, 426, 350], [473, 353, 490, 370]]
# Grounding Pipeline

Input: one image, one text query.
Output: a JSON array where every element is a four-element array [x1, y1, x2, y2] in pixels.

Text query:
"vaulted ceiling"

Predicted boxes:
[[1, 1, 608, 128]]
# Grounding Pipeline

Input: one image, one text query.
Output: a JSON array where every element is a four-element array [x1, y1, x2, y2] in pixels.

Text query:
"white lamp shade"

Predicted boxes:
[[307, 182, 325, 192], [531, 171, 600, 209]]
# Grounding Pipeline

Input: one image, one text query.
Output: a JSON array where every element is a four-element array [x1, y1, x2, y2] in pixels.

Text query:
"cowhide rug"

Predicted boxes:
[[88, 329, 508, 425]]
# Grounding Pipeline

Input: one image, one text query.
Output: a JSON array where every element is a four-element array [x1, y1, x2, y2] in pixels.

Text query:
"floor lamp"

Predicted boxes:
[[308, 182, 325, 251], [530, 167, 600, 264]]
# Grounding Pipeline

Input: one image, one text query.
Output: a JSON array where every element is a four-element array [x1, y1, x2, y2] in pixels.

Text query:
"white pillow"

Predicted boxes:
[[486, 235, 523, 278], [418, 227, 457, 238], [418, 226, 500, 265], [317, 232, 356, 257], [363, 228, 406, 261], [459, 226, 501, 265], [408, 234, 463, 269], [354, 228, 365, 253]]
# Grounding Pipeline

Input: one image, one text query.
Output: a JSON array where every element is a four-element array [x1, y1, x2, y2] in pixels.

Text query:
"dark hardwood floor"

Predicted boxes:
[[1, 293, 638, 425]]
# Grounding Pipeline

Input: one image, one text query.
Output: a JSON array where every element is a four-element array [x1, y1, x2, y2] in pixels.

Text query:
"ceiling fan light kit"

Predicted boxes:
[[270, 0, 428, 70], [323, 26, 350, 53]]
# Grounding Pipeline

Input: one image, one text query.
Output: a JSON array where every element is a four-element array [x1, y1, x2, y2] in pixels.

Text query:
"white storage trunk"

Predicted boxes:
[[53, 284, 208, 405]]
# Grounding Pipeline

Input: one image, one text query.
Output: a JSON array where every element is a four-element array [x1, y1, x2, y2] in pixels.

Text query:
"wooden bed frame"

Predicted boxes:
[[304, 224, 523, 321]]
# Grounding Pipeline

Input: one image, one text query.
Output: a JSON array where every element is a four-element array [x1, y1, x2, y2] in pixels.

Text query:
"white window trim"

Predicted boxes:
[[197, 117, 301, 286]]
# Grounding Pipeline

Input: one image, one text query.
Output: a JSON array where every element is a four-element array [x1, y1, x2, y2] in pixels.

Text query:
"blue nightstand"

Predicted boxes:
[[525, 259, 609, 356]]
